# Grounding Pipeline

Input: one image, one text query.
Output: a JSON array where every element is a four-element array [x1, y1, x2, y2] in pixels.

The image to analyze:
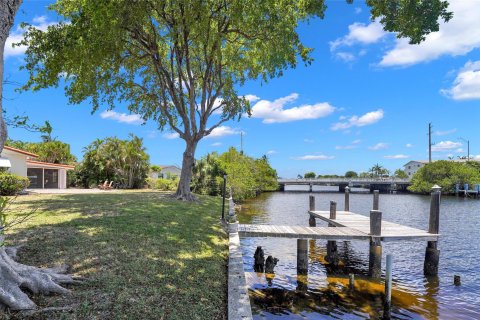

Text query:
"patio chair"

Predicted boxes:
[[98, 180, 108, 189]]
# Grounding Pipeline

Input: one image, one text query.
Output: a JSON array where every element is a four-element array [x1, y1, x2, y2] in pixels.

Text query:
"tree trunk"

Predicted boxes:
[[0, 1, 23, 152], [174, 138, 198, 201]]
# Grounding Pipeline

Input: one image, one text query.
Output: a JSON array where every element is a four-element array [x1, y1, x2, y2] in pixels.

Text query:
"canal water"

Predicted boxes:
[[237, 190, 480, 319]]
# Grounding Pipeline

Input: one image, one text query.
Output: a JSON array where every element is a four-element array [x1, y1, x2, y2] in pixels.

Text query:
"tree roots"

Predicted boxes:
[[0, 247, 80, 311]]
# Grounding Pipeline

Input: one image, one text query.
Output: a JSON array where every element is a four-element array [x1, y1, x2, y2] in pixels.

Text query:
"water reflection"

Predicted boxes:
[[239, 192, 480, 319]]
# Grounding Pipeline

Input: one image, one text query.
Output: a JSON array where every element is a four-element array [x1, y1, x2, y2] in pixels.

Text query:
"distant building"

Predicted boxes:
[[403, 160, 429, 178], [149, 165, 182, 179]]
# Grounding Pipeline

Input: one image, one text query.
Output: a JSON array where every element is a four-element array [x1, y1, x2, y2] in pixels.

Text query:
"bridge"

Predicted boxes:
[[277, 178, 411, 193]]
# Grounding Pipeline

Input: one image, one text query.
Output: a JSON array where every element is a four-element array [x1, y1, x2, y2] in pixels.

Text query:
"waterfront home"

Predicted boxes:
[[403, 160, 429, 178], [0, 146, 75, 189]]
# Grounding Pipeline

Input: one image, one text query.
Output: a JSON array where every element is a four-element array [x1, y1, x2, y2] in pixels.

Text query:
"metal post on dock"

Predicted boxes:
[[373, 190, 380, 210], [344, 186, 350, 211], [309, 195, 316, 227], [369, 209, 382, 278], [384, 254, 393, 319], [424, 185, 441, 276]]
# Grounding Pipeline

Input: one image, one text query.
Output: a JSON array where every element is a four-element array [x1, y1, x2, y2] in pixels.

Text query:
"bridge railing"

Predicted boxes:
[[277, 178, 411, 183]]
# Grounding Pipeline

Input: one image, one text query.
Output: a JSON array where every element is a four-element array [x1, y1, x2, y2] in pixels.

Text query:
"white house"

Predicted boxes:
[[149, 165, 182, 179], [0, 146, 75, 189], [403, 160, 429, 178]]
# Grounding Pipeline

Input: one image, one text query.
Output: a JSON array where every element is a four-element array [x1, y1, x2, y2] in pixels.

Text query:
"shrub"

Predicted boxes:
[[408, 161, 480, 194], [0, 173, 30, 196], [146, 177, 178, 191]]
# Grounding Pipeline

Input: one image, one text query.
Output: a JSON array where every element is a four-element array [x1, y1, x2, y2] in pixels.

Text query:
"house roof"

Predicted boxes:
[[3, 146, 38, 158], [403, 160, 430, 166], [26, 160, 76, 170]]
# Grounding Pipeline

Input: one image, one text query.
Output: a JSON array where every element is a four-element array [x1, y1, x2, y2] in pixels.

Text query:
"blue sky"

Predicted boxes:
[[4, 0, 480, 178]]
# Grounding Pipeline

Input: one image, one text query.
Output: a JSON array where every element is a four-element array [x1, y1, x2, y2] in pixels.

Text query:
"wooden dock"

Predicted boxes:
[[238, 224, 369, 240], [309, 210, 439, 241]]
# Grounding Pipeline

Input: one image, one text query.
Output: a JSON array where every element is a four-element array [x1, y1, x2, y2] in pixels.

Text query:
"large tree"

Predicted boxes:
[[18, 0, 452, 201], [0, 1, 78, 312]]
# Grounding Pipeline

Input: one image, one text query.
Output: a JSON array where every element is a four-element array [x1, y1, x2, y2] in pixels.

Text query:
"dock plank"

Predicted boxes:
[[237, 224, 370, 240]]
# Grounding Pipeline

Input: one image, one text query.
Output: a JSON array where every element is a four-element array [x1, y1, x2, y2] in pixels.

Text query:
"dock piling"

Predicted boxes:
[[345, 186, 350, 211], [326, 201, 339, 266], [309, 195, 316, 227], [349, 273, 355, 290], [329, 201, 337, 220], [297, 239, 308, 275], [373, 190, 380, 210], [424, 185, 441, 276], [384, 254, 393, 319], [369, 209, 382, 278]]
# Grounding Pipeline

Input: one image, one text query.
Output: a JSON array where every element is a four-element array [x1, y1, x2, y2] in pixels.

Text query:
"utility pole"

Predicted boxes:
[[428, 123, 432, 163], [240, 131, 244, 154], [467, 140, 470, 161], [458, 137, 470, 161]]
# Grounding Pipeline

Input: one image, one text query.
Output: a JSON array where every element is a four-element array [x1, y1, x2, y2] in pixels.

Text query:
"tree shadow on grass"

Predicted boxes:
[[4, 192, 228, 320]]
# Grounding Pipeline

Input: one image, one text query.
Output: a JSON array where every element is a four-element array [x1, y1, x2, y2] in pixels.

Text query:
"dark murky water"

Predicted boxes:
[[237, 189, 480, 319]]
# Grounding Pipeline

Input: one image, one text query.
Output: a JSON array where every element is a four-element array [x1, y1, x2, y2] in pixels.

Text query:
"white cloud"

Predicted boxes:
[[206, 126, 241, 138], [304, 139, 314, 143], [441, 60, 480, 100], [100, 110, 143, 125], [266, 150, 277, 155], [5, 16, 57, 58], [162, 132, 180, 139], [384, 154, 409, 159], [250, 93, 335, 124], [336, 140, 361, 150], [432, 140, 462, 152], [211, 142, 222, 147], [380, 0, 480, 67], [354, 7, 362, 14], [330, 21, 386, 51], [244, 94, 260, 103], [368, 142, 389, 151], [331, 109, 384, 130], [292, 155, 335, 160], [335, 52, 356, 62], [335, 145, 357, 150], [434, 128, 457, 136], [406, 143, 413, 148]]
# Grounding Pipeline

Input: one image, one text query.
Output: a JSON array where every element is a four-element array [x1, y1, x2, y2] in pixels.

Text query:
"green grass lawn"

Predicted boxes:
[[3, 191, 228, 320]]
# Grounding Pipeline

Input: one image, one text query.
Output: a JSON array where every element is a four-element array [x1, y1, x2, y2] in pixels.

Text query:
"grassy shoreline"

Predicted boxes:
[[4, 191, 228, 320]]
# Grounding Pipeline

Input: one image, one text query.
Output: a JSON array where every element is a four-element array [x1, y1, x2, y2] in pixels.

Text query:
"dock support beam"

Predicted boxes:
[[309, 195, 316, 227], [369, 210, 382, 278], [344, 186, 350, 211], [326, 201, 339, 267], [424, 186, 441, 276], [309, 184, 313, 193]]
